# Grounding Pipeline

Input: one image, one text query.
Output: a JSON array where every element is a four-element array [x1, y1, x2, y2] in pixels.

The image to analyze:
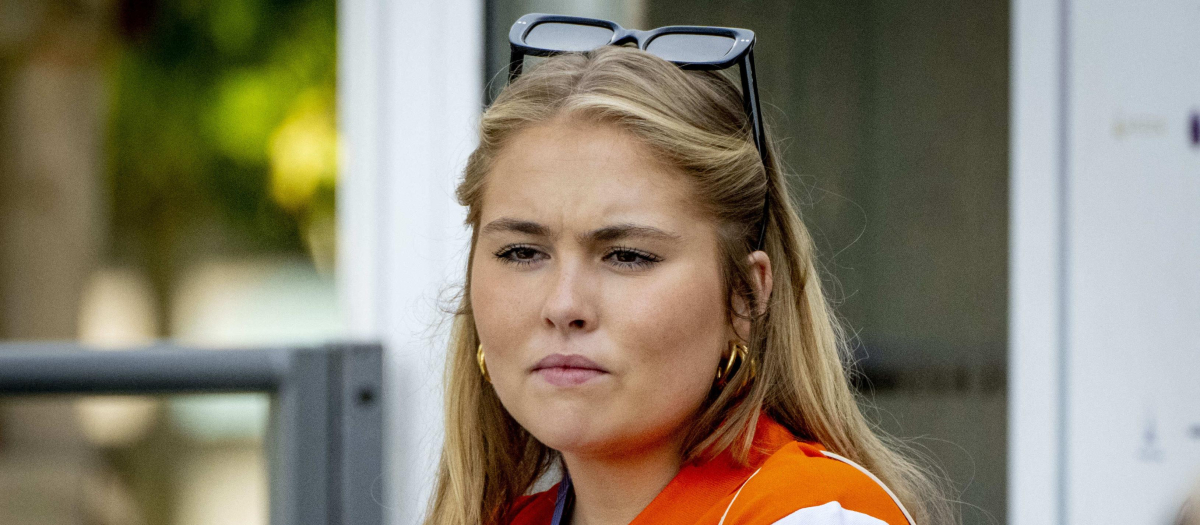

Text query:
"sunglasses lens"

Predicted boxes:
[[646, 33, 736, 63], [525, 22, 615, 52]]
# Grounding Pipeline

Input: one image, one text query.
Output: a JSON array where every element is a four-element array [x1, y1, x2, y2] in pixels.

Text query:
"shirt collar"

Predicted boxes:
[[551, 411, 797, 525]]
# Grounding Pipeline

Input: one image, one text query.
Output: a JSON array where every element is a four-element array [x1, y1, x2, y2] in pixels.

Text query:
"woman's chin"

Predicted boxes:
[[521, 410, 618, 455]]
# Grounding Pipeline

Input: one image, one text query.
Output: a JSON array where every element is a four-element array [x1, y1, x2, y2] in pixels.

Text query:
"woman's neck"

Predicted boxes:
[[561, 437, 684, 525]]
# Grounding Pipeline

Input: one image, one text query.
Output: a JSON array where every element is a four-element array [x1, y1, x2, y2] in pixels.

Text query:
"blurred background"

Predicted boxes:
[[1, 0, 1197, 524], [0, 0, 339, 523]]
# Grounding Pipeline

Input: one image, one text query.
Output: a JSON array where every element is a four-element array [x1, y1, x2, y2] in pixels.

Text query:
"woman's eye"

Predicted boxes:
[[493, 245, 661, 270], [604, 248, 662, 270], [494, 245, 546, 267]]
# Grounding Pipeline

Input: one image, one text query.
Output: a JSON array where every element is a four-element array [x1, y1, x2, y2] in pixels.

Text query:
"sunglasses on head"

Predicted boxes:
[[506, 13, 772, 251]]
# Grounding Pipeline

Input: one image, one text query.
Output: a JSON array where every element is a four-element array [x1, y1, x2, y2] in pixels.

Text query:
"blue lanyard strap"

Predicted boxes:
[[550, 471, 574, 525]]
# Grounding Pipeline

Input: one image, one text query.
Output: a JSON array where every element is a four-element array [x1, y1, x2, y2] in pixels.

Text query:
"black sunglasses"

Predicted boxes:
[[507, 13, 771, 251]]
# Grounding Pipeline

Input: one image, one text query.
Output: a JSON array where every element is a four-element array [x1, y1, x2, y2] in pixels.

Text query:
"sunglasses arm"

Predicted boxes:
[[739, 49, 767, 166], [508, 49, 525, 83], [739, 49, 771, 251]]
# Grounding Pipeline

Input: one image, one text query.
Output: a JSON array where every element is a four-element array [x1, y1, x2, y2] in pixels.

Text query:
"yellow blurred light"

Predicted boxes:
[[268, 93, 337, 212]]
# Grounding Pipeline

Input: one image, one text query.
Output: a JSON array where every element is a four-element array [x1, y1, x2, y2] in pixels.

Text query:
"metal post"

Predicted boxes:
[[0, 342, 384, 525], [331, 343, 384, 525], [269, 347, 332, 525]]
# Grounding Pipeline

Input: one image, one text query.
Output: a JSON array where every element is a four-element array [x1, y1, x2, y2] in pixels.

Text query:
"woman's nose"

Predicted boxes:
[[540, 262, 596, 333]]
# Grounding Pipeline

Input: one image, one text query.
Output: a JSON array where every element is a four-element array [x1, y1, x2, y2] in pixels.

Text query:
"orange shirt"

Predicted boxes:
[[507, 414, 912, 525]]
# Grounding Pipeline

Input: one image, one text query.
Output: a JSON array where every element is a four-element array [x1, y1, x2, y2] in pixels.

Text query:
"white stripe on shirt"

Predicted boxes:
[[771, 502, 889, 525]]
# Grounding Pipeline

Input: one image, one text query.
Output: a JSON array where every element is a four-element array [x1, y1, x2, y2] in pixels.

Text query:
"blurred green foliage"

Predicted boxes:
[[107, 0, 336, 273]]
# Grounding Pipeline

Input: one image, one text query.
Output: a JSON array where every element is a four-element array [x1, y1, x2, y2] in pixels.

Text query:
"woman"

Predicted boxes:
[[424, 44, 952, 525]]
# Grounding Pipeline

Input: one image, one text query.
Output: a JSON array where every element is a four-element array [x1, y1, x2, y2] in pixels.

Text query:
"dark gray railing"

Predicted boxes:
[[0, 342, 384, 525]]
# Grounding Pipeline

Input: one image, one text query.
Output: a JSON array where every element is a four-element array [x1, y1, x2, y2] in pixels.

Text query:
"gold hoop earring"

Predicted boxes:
[[477, 343, 491, 383], [716, 341, 747, 384], [716, 340, 757, 393]]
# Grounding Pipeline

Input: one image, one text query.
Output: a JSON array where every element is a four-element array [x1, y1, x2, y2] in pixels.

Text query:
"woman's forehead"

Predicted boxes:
[[481, 119, 706, 234]]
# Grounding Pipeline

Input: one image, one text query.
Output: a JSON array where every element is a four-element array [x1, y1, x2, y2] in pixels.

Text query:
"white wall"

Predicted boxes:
[[338, 0, 481, 523], [1010, 0, 1200, 523]]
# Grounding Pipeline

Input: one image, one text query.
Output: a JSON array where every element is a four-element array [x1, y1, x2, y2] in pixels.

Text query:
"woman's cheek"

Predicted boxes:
[[470, 269, 523, 381], [611, 285, 720, 405]]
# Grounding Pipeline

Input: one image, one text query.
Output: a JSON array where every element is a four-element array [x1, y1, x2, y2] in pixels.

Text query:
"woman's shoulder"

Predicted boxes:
[[505, 484, 558, 524], [720, 441, 912, 525]]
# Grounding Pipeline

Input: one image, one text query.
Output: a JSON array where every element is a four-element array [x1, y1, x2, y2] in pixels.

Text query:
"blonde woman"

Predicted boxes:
[[425, 15, 953, 525]]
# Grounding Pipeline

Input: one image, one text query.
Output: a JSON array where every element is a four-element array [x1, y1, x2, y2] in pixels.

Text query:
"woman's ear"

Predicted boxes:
[[730, 251, 774, 341], [746, 250, 773, 316]]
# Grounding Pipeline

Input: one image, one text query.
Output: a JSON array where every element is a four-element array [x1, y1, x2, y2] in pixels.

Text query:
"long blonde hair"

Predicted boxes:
[[426, 46, 954, 525]]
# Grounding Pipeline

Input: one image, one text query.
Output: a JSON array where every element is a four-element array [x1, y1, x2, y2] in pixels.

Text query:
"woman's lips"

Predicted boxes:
[[532, 353, 607, 386]]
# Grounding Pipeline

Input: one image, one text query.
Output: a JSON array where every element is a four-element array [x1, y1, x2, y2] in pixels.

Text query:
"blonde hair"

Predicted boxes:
[[425, 46, 955, 525]]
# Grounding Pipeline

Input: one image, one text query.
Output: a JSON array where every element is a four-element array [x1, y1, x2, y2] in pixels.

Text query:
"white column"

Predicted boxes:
[[338, 0, 482, 523], [1011, 1, 1200, 523], [1060, 1, 1200, 523], [1008, 0, 1066, 523]]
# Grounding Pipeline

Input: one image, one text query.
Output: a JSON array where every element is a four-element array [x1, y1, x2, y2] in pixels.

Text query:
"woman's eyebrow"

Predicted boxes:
[[479, 218, 682, 243], [581, 223, 682, 244], [480, 217, 548, 237]]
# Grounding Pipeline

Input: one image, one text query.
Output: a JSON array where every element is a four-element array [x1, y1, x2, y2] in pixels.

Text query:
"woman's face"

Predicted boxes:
[[470, 117, 731, 460]]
